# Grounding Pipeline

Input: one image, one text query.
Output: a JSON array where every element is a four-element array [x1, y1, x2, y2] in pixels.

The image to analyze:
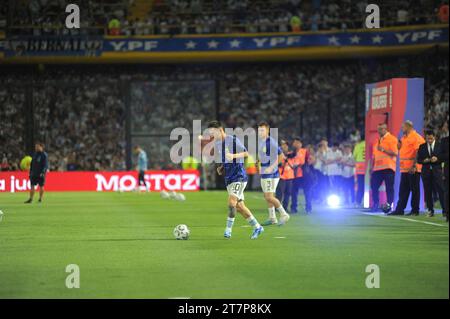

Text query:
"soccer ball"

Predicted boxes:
[[173, 224, 190, 240], [160, 190, 170, 199], [175, 193, 186, 201], [168, 191, 178, 199]]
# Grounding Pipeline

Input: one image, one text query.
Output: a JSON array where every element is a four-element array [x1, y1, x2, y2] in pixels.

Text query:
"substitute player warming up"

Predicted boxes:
[[257, 122, 290, 226], [24, 142, 48, 204], [207, 121, 264, 240]]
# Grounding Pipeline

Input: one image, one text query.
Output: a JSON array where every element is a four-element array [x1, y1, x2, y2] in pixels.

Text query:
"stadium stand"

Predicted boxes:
[[1, 53, 448, 171], [4, 0, 447, 35]]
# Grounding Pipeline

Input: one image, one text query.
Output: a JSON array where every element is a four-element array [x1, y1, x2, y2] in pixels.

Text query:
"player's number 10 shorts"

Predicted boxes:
[[227, 182, 247, 201], [261, 178, 280, 193]]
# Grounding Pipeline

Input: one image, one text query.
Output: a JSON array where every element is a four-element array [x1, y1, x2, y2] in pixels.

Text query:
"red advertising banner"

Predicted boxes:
[[0, 170, 200, 193]]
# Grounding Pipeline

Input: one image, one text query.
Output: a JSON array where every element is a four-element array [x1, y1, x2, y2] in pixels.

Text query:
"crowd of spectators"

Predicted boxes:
[[0, 88, 26, 171], [0, 53, 448, 172], [0, 2, 6, 34], [4, 0, 449, 36], [32, 80, 126, 171]]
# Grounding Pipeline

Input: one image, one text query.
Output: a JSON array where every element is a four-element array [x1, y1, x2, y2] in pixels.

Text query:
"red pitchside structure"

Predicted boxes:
[[364, 78, 425, 210]]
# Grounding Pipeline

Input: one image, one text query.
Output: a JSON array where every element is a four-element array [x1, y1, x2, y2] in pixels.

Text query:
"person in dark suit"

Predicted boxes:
[[417, 130, 446, 217], [439, 121, 449, 222]]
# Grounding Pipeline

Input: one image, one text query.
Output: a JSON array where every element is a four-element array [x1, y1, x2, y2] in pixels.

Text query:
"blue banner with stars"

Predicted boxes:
[[0, 26, 448, 59], [103, 26, 448, 52]]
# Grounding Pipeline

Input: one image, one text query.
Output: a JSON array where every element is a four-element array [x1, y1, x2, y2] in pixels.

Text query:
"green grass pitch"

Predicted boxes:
[[0, 191, 448, 299]]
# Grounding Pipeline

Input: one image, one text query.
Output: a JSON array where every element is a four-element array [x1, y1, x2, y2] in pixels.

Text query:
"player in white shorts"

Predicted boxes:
[[226, 181, 248, 201], [208, 120, 264, 240], [257, 122, 290, 226]]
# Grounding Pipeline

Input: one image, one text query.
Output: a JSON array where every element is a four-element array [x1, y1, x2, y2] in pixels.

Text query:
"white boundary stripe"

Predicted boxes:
[[250, 192, 447, 227], [168, 297, 191, 299], [274, 236, 286, 239], [363, 213, 448, 227]]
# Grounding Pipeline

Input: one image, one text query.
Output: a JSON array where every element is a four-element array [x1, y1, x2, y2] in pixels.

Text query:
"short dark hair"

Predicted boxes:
[[257, 121, 270, 128], [207, 120, 222, 129], [293, 136, 302, 142], [425, 129, 435, 136], [35, 142, 45, 148]]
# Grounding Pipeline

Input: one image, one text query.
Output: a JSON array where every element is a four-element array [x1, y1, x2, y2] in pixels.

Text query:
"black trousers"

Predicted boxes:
[[138, 170, 146, 186], [356, 174, 365, 205], [395, 172, 421, 213], [247, 174, 254, 191], [370, 169, 395, 208], [276, 179, 293, 210], [342, 176, 355, 204], [421, 168, 446, 213], [291, 177, 312, 213]]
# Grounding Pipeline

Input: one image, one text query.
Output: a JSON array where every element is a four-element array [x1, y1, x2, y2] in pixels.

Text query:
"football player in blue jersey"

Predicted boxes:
[[207, 121, 264, 239], [257, 122, 290, 226]]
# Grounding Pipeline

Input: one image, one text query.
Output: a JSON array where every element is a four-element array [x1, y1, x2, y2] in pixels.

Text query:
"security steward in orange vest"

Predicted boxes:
[[276, 140, 295, 210], [391, 121, 425, 216], [290, 137, 312, 214], [370, 123, 399, 213]]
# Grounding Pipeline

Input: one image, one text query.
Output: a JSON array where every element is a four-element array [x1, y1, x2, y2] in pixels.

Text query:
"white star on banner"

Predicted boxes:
[[328, 36, 340, 45], [207, 40, 219, 49], [185, 41, 197, 49], [230, 39, 241, 48], [350, 35, 361, 44], [372, 35, 383, 44]]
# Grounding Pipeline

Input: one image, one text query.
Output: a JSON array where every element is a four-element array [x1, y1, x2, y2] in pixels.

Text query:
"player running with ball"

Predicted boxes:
[[207, 121, 264, 240], [257, 122, 290, 226]]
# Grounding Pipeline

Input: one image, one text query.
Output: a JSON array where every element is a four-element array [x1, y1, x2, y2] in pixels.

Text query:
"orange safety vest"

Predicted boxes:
[[354, 141, 366, 175], [372, 132, 398, 172], [246, 165, 257, 175], [399, 130, 425, 173], [279, 156, 295, 180], [292, 148, 307, 178], [355, 162, 366, 175]]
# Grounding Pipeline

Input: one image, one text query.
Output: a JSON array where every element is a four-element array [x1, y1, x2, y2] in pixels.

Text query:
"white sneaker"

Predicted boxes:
[[261, 218, 278, 226], [278, 214, 290, 226]]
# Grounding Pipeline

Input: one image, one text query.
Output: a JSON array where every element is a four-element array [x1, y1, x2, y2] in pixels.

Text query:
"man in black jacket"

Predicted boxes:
[[440, 121, 449, 222], [24, 142, 48, 204], [417, 130, 446, 217]]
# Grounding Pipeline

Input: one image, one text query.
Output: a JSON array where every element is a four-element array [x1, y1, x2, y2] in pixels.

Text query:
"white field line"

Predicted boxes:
[[251, 193, 447, 228], [363, 213, 448, 227]]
